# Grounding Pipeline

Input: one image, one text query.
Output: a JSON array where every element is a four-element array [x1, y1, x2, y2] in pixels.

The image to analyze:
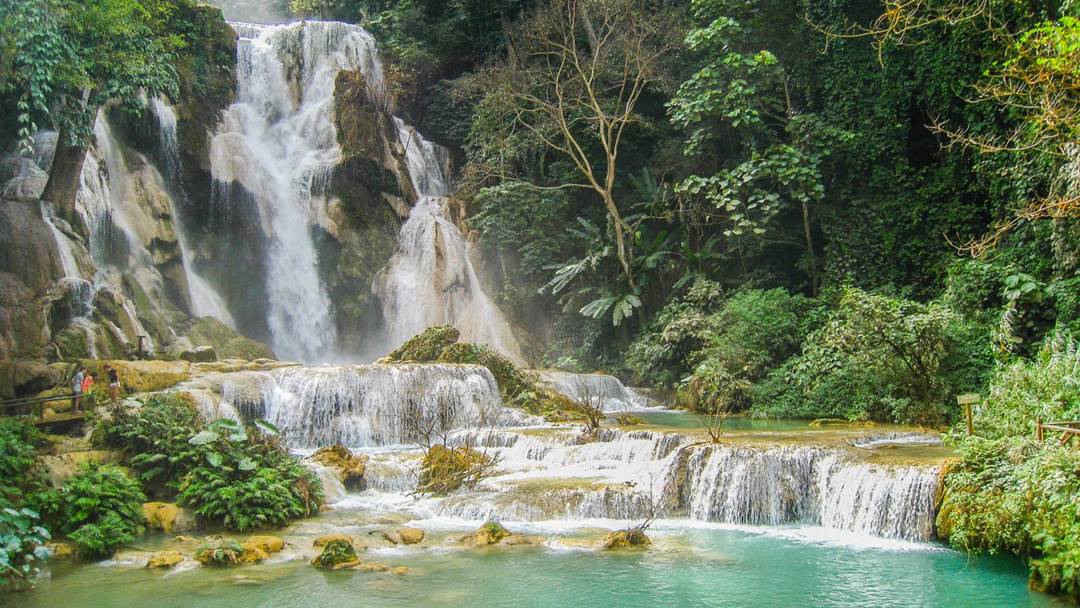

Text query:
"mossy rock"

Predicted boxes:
[[310, 445, 367, 489], [383, 325, 460, 363], [313, 534, 355, 548], [312, 539, 359, 570], [185, 317, 276, 361], [54, 327, 91, 360], [418, 444, 489, 495], [146, 550, 185, 569], [473, 522, 511, 546], [194, 539, 245, 567], [437, 342, 533, 403], [600, 528, 651, 550]]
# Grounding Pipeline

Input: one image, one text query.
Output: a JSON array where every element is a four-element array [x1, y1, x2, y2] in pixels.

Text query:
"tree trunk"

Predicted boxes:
[[801, 199, 818, 296], [41, 125, 88, 230], [576, 0, 600, 49], [602, 191, 635, 288]]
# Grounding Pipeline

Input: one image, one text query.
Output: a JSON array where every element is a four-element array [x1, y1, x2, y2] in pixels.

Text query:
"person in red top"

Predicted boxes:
[[81, 373, 95, 410]]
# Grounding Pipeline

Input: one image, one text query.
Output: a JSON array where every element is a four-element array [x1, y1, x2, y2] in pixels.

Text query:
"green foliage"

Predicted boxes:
[[194, 539, 244, 567], [176, 419, 322, 532], [312, 539, 356, 569], [97, 392, 204, 495], [58, 463, 145, 559], [0, 418, 46, 508], [0, 507, 50, 592], [970, 335, 1080, 440], [751, 288, 989, 423], [938, 436, 1080, 600], [437, 342, 533, 405]]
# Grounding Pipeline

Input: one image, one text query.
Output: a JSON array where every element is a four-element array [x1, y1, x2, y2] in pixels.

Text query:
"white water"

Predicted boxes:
[[150, 98, 237, 328], [535, 370, 654, 411], [209, 21, 380, 361], [374, 121, 525, 363]]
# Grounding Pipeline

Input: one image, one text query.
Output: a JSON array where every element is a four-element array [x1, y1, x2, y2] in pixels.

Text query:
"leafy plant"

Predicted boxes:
[[177, 419, 322, 532], [58, 463, 146, 559], [194, 539, 244, 567], [0, 507, 50, 592]]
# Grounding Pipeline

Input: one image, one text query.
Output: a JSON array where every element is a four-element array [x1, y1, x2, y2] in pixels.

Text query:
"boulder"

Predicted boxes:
[[180, 345, 218, 363], [146, 550, 185, 569], [311, 539, 359, 570], [185, 317, 276, 361], [395, 527, 425, 545], [600, 528, 651, 550], [143, 502, 180, 533], [473, 522, 511, 546], [45, 541, 76, 560], [40, 450, 121, 484], [243, 535, 285, 556], [308, 445, 367, 489]]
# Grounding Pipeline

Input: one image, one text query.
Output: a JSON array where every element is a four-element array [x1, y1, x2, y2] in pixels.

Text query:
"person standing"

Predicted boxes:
[[71, 367, 85, 413], [106, 365, 120, 403], [81, 372, 95, 410]]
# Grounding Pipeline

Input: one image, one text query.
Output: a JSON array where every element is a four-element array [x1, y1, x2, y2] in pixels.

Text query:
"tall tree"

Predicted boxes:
[[0, 0, 182, 225], [480, 0, 676, 287]]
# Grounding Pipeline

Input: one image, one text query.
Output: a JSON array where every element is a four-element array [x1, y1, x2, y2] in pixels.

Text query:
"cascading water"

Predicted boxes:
[[149, 98, 237, 328], [208, 22, 382, 361], [193, 364, 540, 448], [374, 119, 526, 363], [535, 370, 654, 411]]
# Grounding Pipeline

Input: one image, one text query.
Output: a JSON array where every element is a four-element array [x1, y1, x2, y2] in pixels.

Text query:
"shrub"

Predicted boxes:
[[0, 419, 47, 508], [96, 393, 204, 496], [59, 464, 146, 559], [417, 444, 492, 495], [312, 539, 357, 569], [177, 419, 322, 532], [383, 325, 460, 362], [0, 507, 50, 592], [970, 335, 1080, 440], [194, 539, 244, 567]]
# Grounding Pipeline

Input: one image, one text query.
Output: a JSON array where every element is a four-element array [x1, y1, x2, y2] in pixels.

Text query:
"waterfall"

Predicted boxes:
[[208, 21, 383, 361], [672, 443, 940, 541], [149, 98, 237, 328], [535, 370, 653, 411], [374, 120, 525, 363], [204, 363, 540, 448]]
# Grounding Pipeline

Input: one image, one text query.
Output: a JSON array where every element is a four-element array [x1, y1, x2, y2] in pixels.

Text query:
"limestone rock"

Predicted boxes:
[[180, 345, 218, 363], [46, 541, 76, 560], [473, 522, 511, 546], [143, 502, 180, 533], [312, 539, 359, 570], [146, 550, 185, 569], [313, 533, 355, 548], [600, 528, 651, 550], [40, 450, 121, 484], [395, 527, 424, 545], [243, 535, 285, 556], [308, 445, 367, 489], [499, 534, 544, 547]]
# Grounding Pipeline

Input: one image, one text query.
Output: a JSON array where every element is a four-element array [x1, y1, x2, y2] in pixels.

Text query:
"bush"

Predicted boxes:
[[971, 335, 1080, 440], [97, 393, 204, 496], [312, 539, 357, 569], [938, 437, 1080, 600], [194, 539, 244, 567], [383, 325, 460, 362], [58, 464, 146, 559], [0, 507, 50, 592], [750, 287, 986, 424], [417, 444, 492, 496], [0, 418, 47, 508], [177, 419, 322, 532]]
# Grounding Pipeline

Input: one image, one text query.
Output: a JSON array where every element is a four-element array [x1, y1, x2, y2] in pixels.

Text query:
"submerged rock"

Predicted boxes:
[[600, 528, 651, 550], [498, 534, 545, 547], [381, 527, 424, 545], [146, 550, 185, 569]]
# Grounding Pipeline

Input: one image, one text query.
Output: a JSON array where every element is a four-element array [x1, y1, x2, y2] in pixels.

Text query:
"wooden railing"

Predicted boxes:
[[0, 393, 95, 420], [1036, 419, 1080, 446]]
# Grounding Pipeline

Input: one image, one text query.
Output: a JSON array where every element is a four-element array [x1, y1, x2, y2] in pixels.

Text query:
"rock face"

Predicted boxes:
[[180, 345, 218, 363], [0, 201, 63, 362]]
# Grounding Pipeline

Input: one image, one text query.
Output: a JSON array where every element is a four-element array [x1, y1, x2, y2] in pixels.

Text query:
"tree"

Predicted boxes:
[[0, 0, 183, 224], [480, 0, 676, 287]]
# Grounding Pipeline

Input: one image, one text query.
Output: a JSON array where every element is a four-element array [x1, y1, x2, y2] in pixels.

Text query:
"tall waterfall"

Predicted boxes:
[[374, 119, 526, 363], [149, 98, 237, 328], [208, 22, 380, 361]]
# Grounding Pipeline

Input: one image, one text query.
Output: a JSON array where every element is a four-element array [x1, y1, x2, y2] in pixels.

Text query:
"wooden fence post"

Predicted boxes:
[[1036, 418, 1044, 442], [957, 394, 980, 437]]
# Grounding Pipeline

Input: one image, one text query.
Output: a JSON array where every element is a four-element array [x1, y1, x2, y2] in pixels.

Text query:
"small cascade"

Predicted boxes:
[[670, 443, 940, 541], [209, 21, 388, 361], [149, 98, 237, 328], [206, 364, 539, 448], [535, 370, 653, 411]]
